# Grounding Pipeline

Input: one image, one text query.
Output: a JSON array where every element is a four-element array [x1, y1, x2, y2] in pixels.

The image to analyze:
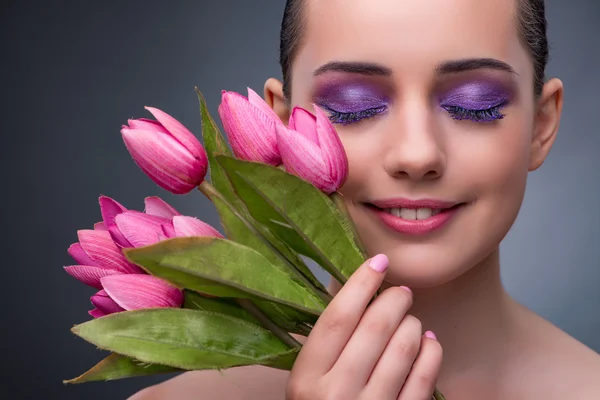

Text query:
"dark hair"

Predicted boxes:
[[279, 0, 548, 100]]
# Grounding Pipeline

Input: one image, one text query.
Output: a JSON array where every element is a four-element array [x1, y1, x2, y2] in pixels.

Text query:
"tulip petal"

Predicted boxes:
[[77, 230, 142, 274], [247, 87, 282, 123], [172, 216, 224, 238], [313, 106, 348, 190], [143, 107, 206, 159], [218, 91, 282, 165], [64, 265, 123, 289], [91, 290, 125, 315], [121, 128, 206, 194], [94, 222, 107, 231], [144, 196, 180, 218], [161, 223, 176, 239], [127, 118, 169, 135], [288, 107, 319, 144], [276, 124, 335, 192], [114, 211, 171, 248], [99, 196, 127, 226], [88, 308, 106, 318], [101, 274, 184, 311], [99, 196, 131, 247], [68, 243, 98, 267]]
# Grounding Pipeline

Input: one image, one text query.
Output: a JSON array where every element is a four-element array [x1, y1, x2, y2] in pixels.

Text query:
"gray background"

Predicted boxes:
[[2, 0, 598, 399]]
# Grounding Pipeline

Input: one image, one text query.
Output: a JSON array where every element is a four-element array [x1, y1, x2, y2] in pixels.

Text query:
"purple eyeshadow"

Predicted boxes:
[[438, 80, 511, 110], [314, 81, 390, 113]]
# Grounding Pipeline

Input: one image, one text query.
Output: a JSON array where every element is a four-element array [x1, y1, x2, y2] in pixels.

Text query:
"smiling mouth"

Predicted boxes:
[[366, 203, 465, 221]]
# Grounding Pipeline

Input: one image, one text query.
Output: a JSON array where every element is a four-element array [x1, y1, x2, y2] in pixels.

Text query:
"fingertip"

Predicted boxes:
[[367, 253, 388, 273], [424, 331, 437, 340]]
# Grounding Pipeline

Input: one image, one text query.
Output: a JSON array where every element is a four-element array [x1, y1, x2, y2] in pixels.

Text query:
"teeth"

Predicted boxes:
[[400, 208, 417, 220], [387, 207, 441, 220], [416, 208, 433, 219]]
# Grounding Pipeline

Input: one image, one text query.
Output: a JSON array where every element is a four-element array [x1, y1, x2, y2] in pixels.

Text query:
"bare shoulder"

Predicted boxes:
[[128, 366, 290, 400], [511, 304, 600, 398]]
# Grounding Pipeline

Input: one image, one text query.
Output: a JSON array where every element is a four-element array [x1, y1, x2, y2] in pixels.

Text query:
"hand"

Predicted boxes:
[[286, 254, 443, 400]]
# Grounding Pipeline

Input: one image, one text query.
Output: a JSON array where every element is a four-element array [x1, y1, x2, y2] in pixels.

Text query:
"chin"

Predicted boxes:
[[380, 248, 473, 288]]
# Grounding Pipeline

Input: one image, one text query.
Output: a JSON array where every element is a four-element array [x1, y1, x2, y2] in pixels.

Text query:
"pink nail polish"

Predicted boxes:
[[425, 331, 437, 340], [368, 254, 388, 272], [400, 286, 412, 295]]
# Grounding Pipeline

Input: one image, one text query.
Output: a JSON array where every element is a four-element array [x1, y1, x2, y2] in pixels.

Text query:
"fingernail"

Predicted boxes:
[[424, 331, 437, 340], [400, 286, 412, 295], [368, 254, 388, 272]]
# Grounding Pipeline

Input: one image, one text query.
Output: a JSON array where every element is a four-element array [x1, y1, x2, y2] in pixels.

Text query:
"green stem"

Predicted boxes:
[[235, 299, 302, 348], [433, 388, 446, 400], [197, 181, 332, 305]]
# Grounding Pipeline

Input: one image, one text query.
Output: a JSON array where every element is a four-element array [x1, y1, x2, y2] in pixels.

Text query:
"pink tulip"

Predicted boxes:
[[218, 88, 282, 165], [276, 106, 349, 194], [65, 195, 222, 318], [170, 216, 224, 238], [121, 107, 208, 194]]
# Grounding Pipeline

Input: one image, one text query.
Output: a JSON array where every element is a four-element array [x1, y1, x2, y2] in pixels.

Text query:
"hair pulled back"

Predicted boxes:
[[279, 0, 548, 99]]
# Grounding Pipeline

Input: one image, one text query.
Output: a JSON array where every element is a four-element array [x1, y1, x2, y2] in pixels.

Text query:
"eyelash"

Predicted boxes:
[[320, 104, 387, 125], [321, 103, 507, 125], [441, 103, 507, 123]]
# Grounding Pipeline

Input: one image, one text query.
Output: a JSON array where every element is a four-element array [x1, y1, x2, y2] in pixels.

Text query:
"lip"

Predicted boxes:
[[370, 198, 459, 209], [366, 199, 465, 235]]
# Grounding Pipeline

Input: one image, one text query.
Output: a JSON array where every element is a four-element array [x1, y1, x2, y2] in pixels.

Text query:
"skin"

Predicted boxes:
[[130, 0, 600, 398]]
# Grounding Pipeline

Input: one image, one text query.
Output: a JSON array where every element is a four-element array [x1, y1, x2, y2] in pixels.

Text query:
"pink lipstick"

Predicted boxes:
[[368, 198, 464, 235]]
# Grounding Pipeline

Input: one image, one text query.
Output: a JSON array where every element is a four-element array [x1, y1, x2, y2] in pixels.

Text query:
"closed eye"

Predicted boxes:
[[442, 102, 508, 123], [319, 104, 388, 125]]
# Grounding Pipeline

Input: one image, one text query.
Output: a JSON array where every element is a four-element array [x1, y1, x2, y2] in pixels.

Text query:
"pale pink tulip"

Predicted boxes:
[[218, 88, 282, 165], [276, 106, 349, 194], [121, 107, 208, 194]]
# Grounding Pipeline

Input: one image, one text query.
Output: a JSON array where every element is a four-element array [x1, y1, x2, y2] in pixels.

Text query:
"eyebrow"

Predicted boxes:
[[436, 58, 518, 75], [313, 61, 392, 77], [312, 58, 517, 77]]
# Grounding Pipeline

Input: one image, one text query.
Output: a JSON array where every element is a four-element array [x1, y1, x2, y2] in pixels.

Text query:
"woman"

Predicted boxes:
[[132, 0, 600, 398]]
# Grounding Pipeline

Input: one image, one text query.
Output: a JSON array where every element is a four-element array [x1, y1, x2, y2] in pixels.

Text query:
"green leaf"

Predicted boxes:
[[196, 88, 241, 208], [71, 308, 299, 371], [202, 182, 328, 297], [64, 353, 179, 384], [183, 290, 259, 324], [125, 237, 326, 316], [216, 156, 366, 283], [253, 299, 315, 336]]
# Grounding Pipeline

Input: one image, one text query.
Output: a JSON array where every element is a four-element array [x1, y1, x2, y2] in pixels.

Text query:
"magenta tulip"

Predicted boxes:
[[65, 195, 222, 318], [276, 106, 349, 194], [121, 107, 208, 194], [218, 88, 282, 165]]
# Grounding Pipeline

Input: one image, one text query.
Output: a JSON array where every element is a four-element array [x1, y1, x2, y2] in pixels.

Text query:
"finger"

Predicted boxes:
[[362, 314, 423, 399], [329, 286, 413, 393], [397, 332, 443, 400], [293, 254, 389, 377]]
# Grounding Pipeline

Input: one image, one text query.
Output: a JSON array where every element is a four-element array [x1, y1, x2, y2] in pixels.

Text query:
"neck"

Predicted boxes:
[[327, 248, 518, 384]]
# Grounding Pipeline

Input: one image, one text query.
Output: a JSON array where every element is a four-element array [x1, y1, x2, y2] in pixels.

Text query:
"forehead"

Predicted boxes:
[[298, 0, 528, 79]]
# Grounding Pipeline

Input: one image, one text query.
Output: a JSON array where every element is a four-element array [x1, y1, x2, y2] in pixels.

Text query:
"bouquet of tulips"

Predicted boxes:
[[64, 88, 445, 400]]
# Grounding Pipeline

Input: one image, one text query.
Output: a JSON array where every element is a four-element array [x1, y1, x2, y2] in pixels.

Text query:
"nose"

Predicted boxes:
[[383, 102, 446, 181]]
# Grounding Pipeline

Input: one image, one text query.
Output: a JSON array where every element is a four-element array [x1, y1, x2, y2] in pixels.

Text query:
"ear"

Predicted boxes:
[[264, 78, 290, 124], [529, 78, 564, 171]]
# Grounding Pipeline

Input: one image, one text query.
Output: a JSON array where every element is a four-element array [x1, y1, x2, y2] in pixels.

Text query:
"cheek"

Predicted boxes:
[[450, 111, 533, 207]]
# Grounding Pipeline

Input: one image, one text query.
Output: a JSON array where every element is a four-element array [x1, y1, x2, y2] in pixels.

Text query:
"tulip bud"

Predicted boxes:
[[121, 107, 208, 194], [218, 88, 282, 165], [276, 106, 349, 194]]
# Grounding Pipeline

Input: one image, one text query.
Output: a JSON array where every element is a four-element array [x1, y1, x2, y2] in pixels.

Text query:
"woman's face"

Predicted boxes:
[[275, 0, 561, 288]]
